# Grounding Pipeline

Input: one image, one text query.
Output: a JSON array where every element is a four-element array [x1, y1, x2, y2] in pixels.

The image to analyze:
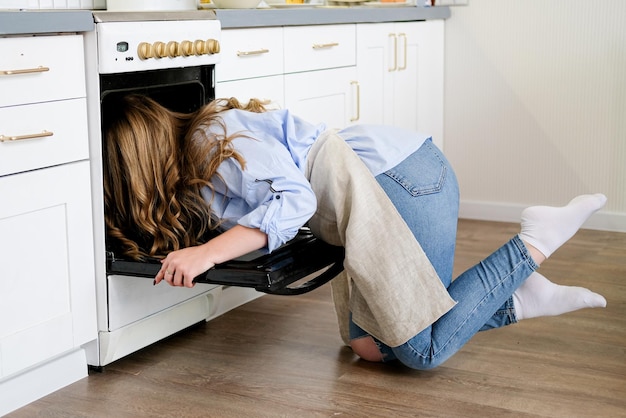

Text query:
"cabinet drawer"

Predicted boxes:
[[284, 24, 356, 73], [0, 98, 89, 176], [216, 75, 285, 110], [0, 35, 86, 108], [216, 27, 284, 83]]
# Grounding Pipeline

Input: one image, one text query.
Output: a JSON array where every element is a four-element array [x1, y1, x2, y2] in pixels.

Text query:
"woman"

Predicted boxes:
[[104, 94, 607, 370]]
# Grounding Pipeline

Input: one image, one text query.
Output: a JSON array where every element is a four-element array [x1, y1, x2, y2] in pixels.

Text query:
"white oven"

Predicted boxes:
[[84, 11, 262, 368]]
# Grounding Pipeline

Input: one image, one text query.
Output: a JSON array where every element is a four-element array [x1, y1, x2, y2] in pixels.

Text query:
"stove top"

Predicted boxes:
[[93, 10, 217, 23]]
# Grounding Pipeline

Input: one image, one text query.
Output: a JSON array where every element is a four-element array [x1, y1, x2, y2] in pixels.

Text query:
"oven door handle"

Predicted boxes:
[[258, 259, 344, 296]]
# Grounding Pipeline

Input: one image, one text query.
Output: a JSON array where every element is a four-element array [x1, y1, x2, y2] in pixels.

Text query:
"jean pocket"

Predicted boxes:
[[381, 140, 447, 197]]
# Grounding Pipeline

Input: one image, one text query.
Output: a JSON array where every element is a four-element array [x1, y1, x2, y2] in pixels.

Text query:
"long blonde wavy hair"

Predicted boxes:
[[103, 94, 268, 260]]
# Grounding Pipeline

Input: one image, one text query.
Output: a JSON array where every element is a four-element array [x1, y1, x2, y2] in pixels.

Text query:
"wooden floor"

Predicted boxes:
[[10, 220, 626, 417]]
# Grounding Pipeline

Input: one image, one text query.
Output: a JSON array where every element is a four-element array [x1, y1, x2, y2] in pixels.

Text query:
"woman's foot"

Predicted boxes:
[[519, 193, 607, 261], [513, 272, 607, 321]]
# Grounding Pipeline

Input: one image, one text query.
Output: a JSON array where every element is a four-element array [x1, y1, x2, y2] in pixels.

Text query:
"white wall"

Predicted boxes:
[[443, 0, 626, 232]]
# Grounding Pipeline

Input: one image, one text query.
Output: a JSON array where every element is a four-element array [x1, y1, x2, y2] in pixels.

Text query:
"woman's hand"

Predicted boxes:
[[155, 245, 215, 288], [154, 225, 269, 288]]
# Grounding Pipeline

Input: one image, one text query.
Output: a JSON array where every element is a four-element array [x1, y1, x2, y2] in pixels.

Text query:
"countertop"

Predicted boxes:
[[0, 6, 448, 35], [214, 6, 450, 28], [0, 10, 95, 35]]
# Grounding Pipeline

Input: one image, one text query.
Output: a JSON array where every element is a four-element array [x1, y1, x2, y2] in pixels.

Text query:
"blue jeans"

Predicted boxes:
[[349, 139, 539, 369]]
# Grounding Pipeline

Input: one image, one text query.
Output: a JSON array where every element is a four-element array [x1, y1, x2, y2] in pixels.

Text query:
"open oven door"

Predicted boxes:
[[106, 228, 344, 296]]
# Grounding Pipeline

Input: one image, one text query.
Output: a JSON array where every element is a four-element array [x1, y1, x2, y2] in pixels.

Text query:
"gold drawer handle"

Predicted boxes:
[[312, 42, 339, 50], [0, 66, 50, 76], [237, 48, 270, 56], [0, 130, 54, 143]]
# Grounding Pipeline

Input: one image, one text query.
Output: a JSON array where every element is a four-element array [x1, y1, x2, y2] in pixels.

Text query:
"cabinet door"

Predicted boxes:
[[392, 22, 422, 132], [216, 75, 285, 110], [357, 22, 421, 130], [0, 161, 96, 378], [284, 67, 358, 130], [356, 21, 444, 148], [356, 22, 395, 127]]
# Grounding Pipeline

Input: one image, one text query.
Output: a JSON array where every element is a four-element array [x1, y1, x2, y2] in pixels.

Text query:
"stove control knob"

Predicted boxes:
[[138, 42, 154, 60], [193, 39, 206, 56], [153, 42, 167, 59], [205, 39, 221, 55], [166, 41, 180, 58], [180, 40, 193, 57]]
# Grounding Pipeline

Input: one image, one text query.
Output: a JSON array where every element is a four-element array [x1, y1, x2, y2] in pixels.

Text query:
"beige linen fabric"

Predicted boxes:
[[305, 130, 456, 347]]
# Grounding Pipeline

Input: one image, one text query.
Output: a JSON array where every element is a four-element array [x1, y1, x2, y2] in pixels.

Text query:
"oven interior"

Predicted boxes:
[[100, 64, 213, 254], [100, 66, 212, 121]]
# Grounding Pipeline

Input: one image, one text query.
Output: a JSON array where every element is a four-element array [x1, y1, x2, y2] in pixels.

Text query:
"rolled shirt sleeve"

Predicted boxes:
[[207, 134, 317, 252]]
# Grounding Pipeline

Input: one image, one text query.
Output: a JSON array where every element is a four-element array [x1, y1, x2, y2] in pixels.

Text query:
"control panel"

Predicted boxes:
[[97, 20, 221, 74], [137, 38, 220, 60]]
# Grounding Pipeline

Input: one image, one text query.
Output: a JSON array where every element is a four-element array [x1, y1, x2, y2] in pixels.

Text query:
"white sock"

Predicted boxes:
[[513, 272, 607, 321], [519, 193, 607, 259]]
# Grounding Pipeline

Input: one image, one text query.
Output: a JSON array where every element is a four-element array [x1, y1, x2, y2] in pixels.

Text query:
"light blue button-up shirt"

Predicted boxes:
[[199, 108, 430, 251]]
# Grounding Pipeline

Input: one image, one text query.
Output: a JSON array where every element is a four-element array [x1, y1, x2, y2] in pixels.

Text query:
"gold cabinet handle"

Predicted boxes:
[[0, 66, 50, 76], [350, 81, 360, 123], [0, 130, 53, 142], [388, 33, 397, 72], [237, 48, 270, 56], [312, 42, 339, 50], [398, 33, 407, 71]]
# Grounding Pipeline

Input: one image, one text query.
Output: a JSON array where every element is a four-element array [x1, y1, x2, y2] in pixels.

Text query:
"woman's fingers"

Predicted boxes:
[[164, 268, 176, 285], [156, 263, 196, 288], [154, 245, 214, 288]]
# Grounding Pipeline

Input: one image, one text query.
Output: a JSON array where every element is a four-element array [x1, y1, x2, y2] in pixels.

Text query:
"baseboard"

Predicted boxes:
[[96, 290, 217, 367], [459, 200, 626, 233], [207, 286, 263, 321], [0, 349, 88, 416], [92, 286, 263, 367]]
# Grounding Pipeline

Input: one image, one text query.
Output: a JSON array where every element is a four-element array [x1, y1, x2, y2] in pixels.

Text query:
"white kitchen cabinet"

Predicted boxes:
[[217, 74, 285, 110], [283, 25, 358, 128], [215, 26, 285, 109], [283, 24, 356, 73], [217, 21, 444, 142], [357, 20, 444, 148], [0, 34, 97, 416], [216, 24, 359, 127], [0, 162, 95, 377], [284, 66, 358, 129], [0, 99, 89, 176], [0, 35, 86, 108]]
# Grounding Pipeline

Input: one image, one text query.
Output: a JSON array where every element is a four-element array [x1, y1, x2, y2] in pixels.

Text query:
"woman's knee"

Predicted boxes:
[[392, 343, 447, 371], [350, 336, 384, 362], [395, 355, 444, 371]]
